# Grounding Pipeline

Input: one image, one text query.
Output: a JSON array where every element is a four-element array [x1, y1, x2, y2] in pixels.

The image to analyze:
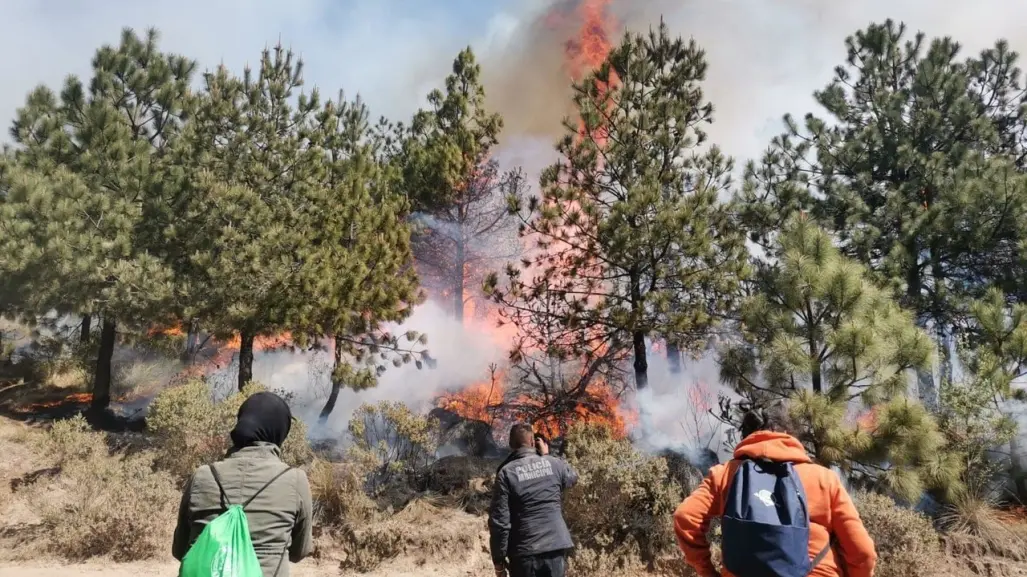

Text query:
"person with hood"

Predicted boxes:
[[673, 405, 877, 577], [490, 424, 578, 577], [173, 392, 313, 577]]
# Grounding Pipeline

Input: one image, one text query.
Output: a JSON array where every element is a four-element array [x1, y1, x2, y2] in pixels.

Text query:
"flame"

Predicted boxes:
[[435, 0, 629, 441], [11, 391, 128, 413], [148, 323, 185, 338]]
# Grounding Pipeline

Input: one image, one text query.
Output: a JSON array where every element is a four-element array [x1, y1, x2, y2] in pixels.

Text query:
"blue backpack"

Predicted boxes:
[[721, 458, 832, 577]]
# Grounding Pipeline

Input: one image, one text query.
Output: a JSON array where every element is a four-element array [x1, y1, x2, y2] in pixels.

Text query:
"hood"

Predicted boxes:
[[733, 431, 811, 464]]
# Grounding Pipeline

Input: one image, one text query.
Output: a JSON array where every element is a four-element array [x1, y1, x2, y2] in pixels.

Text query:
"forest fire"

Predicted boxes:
[[435, 0, 628, 441], [11, 391, 131, 414]]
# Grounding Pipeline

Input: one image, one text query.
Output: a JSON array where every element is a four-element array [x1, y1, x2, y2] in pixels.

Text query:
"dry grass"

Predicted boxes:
[[938, 485, 1027, 558], [308, 458, 377, 528], [855, 490, 941, 577], [331, 498, 487, 573], [21, 416, 178, 561]]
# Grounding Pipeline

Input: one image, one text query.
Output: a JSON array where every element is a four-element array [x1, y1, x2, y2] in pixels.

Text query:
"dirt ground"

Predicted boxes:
[[0, 561, 485, 577]]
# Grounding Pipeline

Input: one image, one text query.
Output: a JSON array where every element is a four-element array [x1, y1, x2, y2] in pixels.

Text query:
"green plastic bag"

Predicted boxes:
[[179, 504, 264, 577]]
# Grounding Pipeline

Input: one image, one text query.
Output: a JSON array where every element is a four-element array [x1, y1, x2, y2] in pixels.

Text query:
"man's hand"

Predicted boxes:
[[535, 436, 549, 455], [494, 562, 508, 577]]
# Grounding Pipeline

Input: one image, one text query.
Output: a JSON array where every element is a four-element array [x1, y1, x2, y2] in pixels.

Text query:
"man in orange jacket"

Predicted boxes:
[[673, 405, 878, 577]]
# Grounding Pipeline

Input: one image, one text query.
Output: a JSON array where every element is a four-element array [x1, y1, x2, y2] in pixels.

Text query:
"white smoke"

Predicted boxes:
[[230, 300, 506, 440]]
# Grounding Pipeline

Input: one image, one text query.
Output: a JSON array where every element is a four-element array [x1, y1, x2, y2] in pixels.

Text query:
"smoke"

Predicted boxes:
[[221, 300, 507, 440], [481, 0, 1027, 165], [630, 348, 738, 466]]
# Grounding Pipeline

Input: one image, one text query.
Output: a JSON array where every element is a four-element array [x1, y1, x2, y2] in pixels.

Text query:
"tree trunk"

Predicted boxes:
[[80, 314, 91, 344], [182, 321, 199, 363], [809, 338, 822, 394], [238, 329, 255, 391], [903, 240, 935, 405], [1011, 435, 1027, 502], [319, 339, 345, 422], [90, 318, 116, 413], [633, 330, 649, 389], [453, 237, 465, 324], [666, 340, 682, 374]]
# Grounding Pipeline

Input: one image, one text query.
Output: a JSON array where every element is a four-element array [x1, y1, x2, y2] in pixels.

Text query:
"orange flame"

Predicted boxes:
[[436, 0, 628, 440]]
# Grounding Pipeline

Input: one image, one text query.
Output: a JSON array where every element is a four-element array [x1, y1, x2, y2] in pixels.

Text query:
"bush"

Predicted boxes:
[[562, 423, 680, 572], [855, 490, 940, 577], [308, 458, 377, 528], [32, 416, 178, 561], [348, 401, 440, 499], [147, 380, 313, 481]]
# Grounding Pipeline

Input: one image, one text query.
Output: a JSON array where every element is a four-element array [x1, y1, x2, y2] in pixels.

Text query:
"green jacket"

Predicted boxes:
[[172, 443, 314, 577]]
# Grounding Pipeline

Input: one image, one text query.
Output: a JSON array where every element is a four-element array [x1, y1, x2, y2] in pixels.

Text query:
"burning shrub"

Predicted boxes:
[[31, 416, 178, 561], [147, 379, 313, 481], [855, 491, 940, 577], [562, 422, 680, 571], [347, 401, 441, 500]]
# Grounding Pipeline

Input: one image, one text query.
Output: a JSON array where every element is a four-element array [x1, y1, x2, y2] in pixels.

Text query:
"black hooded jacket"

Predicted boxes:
[[488, 447, 579, 565]]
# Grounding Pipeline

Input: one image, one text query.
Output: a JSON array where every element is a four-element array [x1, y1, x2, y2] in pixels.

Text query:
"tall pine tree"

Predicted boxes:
[[401, 48, 522, 323], [166, 45, 325, 390], [301, 92, 429, 420], [737, 20, 1027, 405], [720, 216, 959, 500], [488, 22, 748, 390], [5, 28, 194, 412]]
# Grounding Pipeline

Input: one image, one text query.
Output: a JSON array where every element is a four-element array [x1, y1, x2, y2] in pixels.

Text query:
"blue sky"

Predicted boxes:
[[3, 0, 1027, 165]]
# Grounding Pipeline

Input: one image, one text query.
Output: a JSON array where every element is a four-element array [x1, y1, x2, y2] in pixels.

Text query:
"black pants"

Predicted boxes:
[[509, 551, 567, 577]]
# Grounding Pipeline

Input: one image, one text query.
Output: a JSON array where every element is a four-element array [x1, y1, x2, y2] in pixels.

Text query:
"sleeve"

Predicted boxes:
[[488, 469, 512, 567], [289, 469, 314, 563], [172, 473, 195, 560], [672, 468, 722, 577], [827, 473, 877, 577]]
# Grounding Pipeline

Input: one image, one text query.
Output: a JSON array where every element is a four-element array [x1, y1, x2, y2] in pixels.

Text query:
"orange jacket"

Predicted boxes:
[[673, 431, 877, 577]]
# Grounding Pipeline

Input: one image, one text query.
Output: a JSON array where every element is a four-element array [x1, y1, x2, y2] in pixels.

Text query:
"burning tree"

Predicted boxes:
[[400, 48, 524, 324], [488, 21, 748, 390], [2, 29, 194, 412], [502, 278, 634, 439], [719, 216, 959, 501]]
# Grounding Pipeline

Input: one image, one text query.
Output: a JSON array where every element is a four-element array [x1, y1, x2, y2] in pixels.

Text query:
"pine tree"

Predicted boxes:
[[4, 28, 194, 412], [166, 45, 330, 391], [944, 288, 1027, 496], [737, 20, 1027, 405], [719, 216, 959, 500], [301, 92, 430, 420], [401, 48, 523, 323], [488, 21, 748, 390]]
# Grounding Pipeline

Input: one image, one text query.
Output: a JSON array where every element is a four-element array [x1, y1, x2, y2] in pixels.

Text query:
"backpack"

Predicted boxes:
[[179, 464, 293, 577], [721, 458, 832, 577]]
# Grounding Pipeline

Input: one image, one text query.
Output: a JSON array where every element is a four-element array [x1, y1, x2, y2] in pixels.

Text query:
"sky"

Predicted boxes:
[[2, 0, 1027, 175]]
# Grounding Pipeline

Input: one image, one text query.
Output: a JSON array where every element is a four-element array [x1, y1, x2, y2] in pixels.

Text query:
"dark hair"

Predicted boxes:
[[739, 403, 792, 439], [509, 423, 535, 450]]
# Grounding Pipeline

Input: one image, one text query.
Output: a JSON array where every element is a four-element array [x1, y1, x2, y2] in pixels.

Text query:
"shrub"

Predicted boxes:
[[348, 401, 440, 499], [148, 380, 313, 481], [562, 423, 680, 571], [308, 458, 377, 528], [32, 416, 178, 561], [855, 490, 940, 577]]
